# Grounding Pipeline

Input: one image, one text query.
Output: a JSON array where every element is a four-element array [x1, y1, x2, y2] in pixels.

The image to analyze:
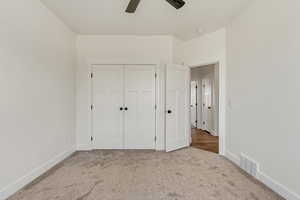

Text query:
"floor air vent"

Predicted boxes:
[[239, 153, 259, 177]]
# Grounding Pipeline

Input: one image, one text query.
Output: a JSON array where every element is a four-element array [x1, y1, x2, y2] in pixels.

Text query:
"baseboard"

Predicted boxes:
[[257, 172, 300, 200], [0, 147, 76, 200], [225, 150, 300, 200], [77, 143, 165, 151], [155, 146, 165, 151], [76, 144, 92, 151], [225, 150, 240, 166], [210, 130, 218, 136]]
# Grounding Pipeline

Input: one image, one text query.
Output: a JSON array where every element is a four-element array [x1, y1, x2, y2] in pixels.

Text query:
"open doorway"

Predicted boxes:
[[190, 63, 219, 154]]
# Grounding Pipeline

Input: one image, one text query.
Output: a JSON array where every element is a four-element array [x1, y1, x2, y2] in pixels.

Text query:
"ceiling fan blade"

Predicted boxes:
[[125, 0, 141, 13], [165, 0, 186, 9]]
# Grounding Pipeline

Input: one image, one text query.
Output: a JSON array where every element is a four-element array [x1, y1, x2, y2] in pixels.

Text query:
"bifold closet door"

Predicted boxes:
[[92, 65, 124, 149], [124, 65, 156, 149]]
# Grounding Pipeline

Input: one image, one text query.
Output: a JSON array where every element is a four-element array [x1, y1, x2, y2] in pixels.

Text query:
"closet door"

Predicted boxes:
[[92, 65, 124, 149], [124, 65, 156, 149]]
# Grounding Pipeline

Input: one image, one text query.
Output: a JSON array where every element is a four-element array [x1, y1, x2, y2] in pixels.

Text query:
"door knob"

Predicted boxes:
[[167, 110, 172, 114], [120, 107, 124, 111], [124, 107, 128, 111]]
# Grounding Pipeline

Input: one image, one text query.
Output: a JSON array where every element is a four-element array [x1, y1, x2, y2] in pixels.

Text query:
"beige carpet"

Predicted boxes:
[[8, 148, 284, 200]]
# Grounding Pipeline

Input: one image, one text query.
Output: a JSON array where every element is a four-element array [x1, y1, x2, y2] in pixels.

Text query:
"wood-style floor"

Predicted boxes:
[[191, 128, 219, 154]]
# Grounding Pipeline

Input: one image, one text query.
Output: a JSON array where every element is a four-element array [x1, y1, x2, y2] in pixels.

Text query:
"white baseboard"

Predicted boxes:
[[210, 130, 218, 136], [76, 144, 92, 151], [257, 172, 300, 200], [155, 146, 165, 151], [225, 150, 300, 200], [225, 150, 240, 166], [0, 147, 76, 200], [77, 144, 165, 151]]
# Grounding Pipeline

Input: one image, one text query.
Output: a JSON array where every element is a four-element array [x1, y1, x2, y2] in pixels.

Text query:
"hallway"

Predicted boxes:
[[191, 128, 219, 154]]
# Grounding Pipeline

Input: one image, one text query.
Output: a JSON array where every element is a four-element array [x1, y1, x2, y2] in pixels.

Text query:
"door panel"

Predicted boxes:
[[190, 81, 197, 128], [202, 77, 213, 132], [166, 65, 190, 152], [124, 65, 156, 149], [92, 65, 124, 149]]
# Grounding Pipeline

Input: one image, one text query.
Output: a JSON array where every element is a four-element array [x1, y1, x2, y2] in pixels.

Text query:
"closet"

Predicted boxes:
[[91, 65, 156, 149]]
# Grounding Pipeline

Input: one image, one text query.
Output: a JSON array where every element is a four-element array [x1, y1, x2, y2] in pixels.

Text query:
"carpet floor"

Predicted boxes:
[[8, 148, 284, 200]]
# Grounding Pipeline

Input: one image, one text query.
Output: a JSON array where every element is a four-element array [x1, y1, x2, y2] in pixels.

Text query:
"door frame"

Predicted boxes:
[[189, 59, 226, 155], [89, 62, 160, 150]]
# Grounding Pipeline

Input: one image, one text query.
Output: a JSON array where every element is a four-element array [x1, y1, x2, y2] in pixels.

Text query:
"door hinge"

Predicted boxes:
[[154, 136, 157, 142], [155, 73, 157, 78], [91, 105, 94, 110], [196, 85, 198, 89], [155, 105, 157, 110], [91, 136, 94, 141], [90, 73, 93, 78]]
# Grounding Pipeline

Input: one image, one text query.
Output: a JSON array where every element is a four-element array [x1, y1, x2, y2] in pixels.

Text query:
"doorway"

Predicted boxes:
[[190, 63, 219, 154]]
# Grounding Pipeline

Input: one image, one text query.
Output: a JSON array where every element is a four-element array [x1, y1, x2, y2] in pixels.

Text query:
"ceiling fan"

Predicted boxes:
[[126, 0, 186, 13]]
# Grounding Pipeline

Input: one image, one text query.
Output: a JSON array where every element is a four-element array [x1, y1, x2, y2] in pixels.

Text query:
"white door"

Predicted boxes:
[[202, 78, 213, 132], [190, 81, 197, 128], [166, 64, 190, 152], [92, 65, 124, 149], [124, 65, 156, 149]]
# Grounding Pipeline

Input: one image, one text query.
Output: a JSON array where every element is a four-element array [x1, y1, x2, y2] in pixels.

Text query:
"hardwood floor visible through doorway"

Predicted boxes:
[[191, 128, 219, 154]]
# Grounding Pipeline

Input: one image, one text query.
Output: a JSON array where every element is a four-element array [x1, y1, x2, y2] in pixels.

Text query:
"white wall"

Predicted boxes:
[[76, 35, 173, 150], [226, 0, 300, 199], [172, 37, 184, 65], [0, 0, 76, 199], [174, 29, 226, 66]]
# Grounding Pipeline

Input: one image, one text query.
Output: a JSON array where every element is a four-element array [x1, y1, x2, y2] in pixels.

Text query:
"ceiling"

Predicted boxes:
[[41, 0, 251, 40]]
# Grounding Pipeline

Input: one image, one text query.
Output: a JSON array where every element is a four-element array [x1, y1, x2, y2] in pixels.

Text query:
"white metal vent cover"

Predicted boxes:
[[240, 153, 260, 177]]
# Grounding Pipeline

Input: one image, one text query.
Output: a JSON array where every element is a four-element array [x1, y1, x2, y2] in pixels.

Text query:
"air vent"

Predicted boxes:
[[240, 153, 259, 177]]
